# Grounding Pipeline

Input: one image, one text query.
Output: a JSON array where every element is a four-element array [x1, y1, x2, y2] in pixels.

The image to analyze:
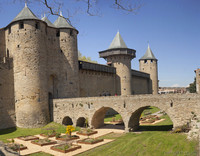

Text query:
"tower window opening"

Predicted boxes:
[[35, 22, 40, 29], [8, 27, 11, 34], [19, 22, 24, 29], [151, 59, 153, 63], [6, 49, 9, 58], [56, 30, 60, 37], [70, 30, 73, 36], [144, 60, 147, 64]]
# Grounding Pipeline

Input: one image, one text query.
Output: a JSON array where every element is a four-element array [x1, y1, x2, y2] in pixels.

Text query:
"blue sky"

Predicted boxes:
[[0, 0, 199, 87]]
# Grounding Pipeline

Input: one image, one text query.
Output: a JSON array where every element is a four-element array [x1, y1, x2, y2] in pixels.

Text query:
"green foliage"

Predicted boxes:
[[104, 114, 122, 122], [78, 51, 97, 63], [189, 77, 196, 93]]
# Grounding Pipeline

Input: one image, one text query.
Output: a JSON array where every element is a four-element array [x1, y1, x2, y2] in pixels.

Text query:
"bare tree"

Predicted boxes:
[[8, 0, 142, 23]]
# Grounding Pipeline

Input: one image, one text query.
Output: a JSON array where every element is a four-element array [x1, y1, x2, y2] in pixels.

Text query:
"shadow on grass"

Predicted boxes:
[[139, 125, 173, 131], [0, 127, 17, 135]]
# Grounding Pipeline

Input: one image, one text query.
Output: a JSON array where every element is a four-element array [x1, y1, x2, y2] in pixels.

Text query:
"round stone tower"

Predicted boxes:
[[99, 32, 136, 96], [139, 44, 158, 94], [195, 68, 200, 94], [6, 4, 49, 128], [54, 13, 79, 97]]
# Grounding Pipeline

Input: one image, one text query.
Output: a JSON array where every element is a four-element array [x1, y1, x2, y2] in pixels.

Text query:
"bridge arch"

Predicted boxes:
[[76, 117, 88, 127], [128, 105, 174, 132], [91, 106, 125, 129], [62, 116, 73, 125]]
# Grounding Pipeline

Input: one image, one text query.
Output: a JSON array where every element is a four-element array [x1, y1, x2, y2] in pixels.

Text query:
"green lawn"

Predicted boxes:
[[78, 132, 197, 156], [104, 106, 161, 122], [104, 114, 122, 122], [0, 122, 79, 143]]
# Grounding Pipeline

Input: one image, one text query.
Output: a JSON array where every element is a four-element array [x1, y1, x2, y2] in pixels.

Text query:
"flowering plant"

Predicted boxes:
[[66, 125, 75, 137]]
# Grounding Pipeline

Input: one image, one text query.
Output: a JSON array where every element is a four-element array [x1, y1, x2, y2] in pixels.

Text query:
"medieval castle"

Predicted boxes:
[[0, 4, 159, 130]]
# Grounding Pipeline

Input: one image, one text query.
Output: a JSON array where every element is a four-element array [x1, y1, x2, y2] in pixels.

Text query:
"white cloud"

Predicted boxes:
[[171, 84, 180, 87]]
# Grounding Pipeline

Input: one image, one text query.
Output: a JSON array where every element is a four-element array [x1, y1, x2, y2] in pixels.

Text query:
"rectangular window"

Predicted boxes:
[[8, 27, 11, 34], [56, 30, 60, 37], [35, 22, 40, 29], [19, 22, 24, 29]]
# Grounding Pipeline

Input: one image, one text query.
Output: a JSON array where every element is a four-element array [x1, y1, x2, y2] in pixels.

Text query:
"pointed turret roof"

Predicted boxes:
[[12, 3, 39, 22], [108, 32, 127, 49], [42, 14, 55, 27], [140, 44, 157, 60], [54, 12, 75, 29]]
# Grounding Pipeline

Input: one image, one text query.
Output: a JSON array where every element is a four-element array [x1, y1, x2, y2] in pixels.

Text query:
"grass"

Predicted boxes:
[[104, 114, 122, 122], [104, 106, 161, 122], [141, 106, 160, 117], [78, 132, 197, 156], [0, 122, 80, 143]]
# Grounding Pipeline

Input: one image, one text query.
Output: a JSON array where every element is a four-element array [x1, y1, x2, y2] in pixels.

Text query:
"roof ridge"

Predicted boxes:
[[140, 44, 157, 60], [108, 32, 127, 50]]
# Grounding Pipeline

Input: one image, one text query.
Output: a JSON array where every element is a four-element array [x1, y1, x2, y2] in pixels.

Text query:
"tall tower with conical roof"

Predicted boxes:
[[7, 4, 49, 128], [99, 32, 136, 96], [139, 44, 158, 94], [54, 13, 79, 97]]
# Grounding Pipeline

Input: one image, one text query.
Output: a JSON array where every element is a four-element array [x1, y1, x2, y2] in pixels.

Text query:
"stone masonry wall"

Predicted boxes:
[[0, 63, 15, 129], [6, 20, 49, 128], [53, 94, 200, 132]]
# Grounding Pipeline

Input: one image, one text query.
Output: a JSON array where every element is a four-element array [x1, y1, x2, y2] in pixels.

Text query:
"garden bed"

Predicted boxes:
[[77, 128, 97, 136], [77, 138, 104, 144], [51, 144, 81, 153], [56, 135, 80, 141], [7, 143, 27, 151], [17, 135, 39, 141], [31, 139, 57, 146], [40, 133, 56, 138]]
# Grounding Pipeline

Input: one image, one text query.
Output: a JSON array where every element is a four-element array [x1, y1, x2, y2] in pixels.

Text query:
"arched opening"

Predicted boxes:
[[128, 106, 173, 132], [62, 116, 73, 126], [76, 117, 88, 127], [48, 75, 58, 99], [91, 107, 124, 130]]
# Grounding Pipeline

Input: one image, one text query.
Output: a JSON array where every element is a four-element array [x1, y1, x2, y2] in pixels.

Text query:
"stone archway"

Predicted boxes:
[[62, 116, 73, 125], [76, 117, 88, 127], [91, 107, 124, 129], [128, 106, 173, 132]]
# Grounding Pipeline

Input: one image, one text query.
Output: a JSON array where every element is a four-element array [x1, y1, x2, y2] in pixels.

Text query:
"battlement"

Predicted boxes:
[[79, 60, 116, 74]]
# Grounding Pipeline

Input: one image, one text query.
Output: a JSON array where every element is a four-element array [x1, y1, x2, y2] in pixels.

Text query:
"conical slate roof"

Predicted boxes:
[[108, 32, 127, 49], [12, 4, 39, 22], [42, 15, 55, 27], [54, 13, 74, 29], [140, 44, 157, 60]]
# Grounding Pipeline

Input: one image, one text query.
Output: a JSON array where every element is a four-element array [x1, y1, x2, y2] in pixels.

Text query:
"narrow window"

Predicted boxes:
[[70, 30, 73, 36], [35, 22, 40, 29], [8, 27, 11, 34], [6, 49, 9, 58], [19, 22, 24, 29], [144, 60, 147, 63], [151, 59, 153, 63], [56, 30, 60, 37]]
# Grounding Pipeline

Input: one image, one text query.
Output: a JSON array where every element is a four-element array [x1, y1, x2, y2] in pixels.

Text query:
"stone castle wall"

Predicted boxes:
[[0, 62, 15, 129], [79, 61, 151, 97]]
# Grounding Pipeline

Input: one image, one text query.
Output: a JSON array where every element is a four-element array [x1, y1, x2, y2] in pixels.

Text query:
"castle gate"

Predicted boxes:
[[53, 94, 200, 132]]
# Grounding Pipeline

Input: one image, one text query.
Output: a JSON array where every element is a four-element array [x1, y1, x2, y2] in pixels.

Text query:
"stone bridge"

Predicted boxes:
[[52, 94, 200, 132]]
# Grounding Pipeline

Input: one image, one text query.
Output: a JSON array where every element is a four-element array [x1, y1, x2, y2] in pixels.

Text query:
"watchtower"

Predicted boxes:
[[195, 68, 200, 94], [99, 32, 136, 96], [139, 44, 158, 94], [54, 12, 79, 97]]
